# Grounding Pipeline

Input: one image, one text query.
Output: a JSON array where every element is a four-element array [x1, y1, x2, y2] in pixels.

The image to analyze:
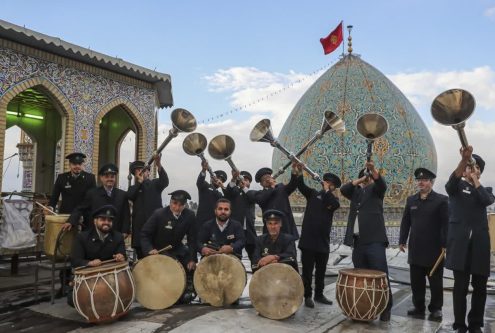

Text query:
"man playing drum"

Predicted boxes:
[[340, 160, 392, 322], [252, 209, 297, 271], [196, 161, 227, 226]]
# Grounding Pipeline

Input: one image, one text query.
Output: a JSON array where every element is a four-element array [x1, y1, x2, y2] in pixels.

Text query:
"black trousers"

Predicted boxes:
[[452, 270, 488, 330], [301, 249, 329, 298], [352, 239, 393, 312], [409, 264, 443, 312]]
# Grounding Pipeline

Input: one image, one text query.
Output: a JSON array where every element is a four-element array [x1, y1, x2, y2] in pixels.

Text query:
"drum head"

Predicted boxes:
[[194, 254, 246, 307], [132, 255, 186, 310], [249, 263, 303, 320], [75, 261, 129, 275], [338, 268, 386, 278]]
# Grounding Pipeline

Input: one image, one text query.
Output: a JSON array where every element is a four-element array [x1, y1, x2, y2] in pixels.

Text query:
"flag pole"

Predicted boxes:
[[341, 20, 345, 56], [347, 24, 353, 54]]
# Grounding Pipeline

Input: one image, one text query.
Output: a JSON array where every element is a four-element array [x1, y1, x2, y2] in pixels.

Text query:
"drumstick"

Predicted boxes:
[[35, 201, 58, 215], [157, 245, 173, 253], [429, 248, 446, 277]]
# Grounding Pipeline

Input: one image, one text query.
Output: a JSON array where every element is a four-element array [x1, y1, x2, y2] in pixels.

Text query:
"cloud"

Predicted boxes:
[[485, 6, 495, 18]]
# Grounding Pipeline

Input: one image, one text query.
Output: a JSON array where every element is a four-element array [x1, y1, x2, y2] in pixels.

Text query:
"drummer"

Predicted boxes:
[[197, 198, 245, 259], [252, 209, 297, 271]]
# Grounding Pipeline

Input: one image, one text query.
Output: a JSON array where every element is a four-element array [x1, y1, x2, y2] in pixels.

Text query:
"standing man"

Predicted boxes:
[[196, 161, 227, 225], [399, 168, 448, 320], [297, 167, 341, 308], [222, 170, 257, 265], [340, 160, 392, 322], [253, 164, 299, 240], [445, 147, 494, 333], [68, 164, 130, 236], [48, 152, 96, 214], [197, 198, 245, 259], [127, 155, 169, 259]]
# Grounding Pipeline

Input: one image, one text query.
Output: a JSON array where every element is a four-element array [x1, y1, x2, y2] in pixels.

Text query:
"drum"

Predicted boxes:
[[336, 268, 389, 321], [194, 254, 246, 307], [132, 254, 186, 310], [44, 214, 76, 258], [488, 213, 495, 252], [73, 261, 135, 323], [249, 263, 303, 320]]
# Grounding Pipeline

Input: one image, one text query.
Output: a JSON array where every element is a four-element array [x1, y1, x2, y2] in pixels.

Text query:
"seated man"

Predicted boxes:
[[197, 198, 245, 259], [252, 209, 297, 272]]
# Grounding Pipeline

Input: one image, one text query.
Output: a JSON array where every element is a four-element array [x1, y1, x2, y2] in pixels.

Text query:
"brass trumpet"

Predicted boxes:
[[356, 113, 388, 175], [208, 135, 242, 181], [272, 111, 345, 179], [250, 119, 323, 183], [182, 133, 215, 179]]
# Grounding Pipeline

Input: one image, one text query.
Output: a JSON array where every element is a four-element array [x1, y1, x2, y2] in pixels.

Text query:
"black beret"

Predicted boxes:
[[240, 171, 252, 182], [255, 167, 273, 183], [129, 160, 145, 174], [99, 163, 119, 175], [214, 170, 227, 182], [323, 172, 342, 188], [66, 152, 86, 164], [414, 167, 436, 180], [263, 209, 285, 222], [169, 190, 191, 204], [472, 154, 485, 174], [92, 205, 116, 219]]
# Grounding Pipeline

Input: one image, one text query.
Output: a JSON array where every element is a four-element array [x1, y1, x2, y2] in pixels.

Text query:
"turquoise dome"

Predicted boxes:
[[273, 54, 436, 208]]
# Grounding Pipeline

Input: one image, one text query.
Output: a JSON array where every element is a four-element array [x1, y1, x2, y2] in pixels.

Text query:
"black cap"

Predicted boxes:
[[214, 170, 227, 182], [66, 152, 86, 164], [99, 163, 119, 175], [129, 161, 145, 174], [92, 205, 116, 219], [472, 154, 485, 174], [263, 209, 285, 222], [169, 190, 191, 204], [323, 172, 342, 188], [240, 171, 252, 182], [358, 168, 367, 178], [414, 168, 436, 180], [255, 167, 273, 183]]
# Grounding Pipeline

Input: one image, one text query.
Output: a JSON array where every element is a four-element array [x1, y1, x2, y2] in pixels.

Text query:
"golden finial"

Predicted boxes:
[[347, 25, 353, 54]]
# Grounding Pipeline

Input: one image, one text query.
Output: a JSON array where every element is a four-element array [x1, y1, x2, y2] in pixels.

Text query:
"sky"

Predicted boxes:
[[2, 1, 495, 202]]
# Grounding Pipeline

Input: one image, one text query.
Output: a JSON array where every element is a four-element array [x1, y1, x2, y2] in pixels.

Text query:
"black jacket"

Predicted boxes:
[[71, 228, 126, 268], [341, 175, 388, 247], [253, 233, 298, 270], [49, 171, 96, 214], [197, 218, 245, 258], [69, 186, 131, 234], [399, 190, 449, 267], [140, 206, 197, 263], [254, 173, 299, 239], [222, 183, 257, 245], [297, 176, 340, 253], [196, 172, 223, 225], [445, 173, 494, 276], [127, 167, 169, 247]]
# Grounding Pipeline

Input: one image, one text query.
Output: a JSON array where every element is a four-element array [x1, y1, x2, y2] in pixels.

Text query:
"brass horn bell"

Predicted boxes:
[[356, 113, 388, 140], [208, 135, 241, 178], [183, 133, 215, 178]]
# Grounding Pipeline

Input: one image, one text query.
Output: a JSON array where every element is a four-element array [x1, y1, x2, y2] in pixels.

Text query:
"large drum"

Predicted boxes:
[[488, 213, 495, 252], [194, 254, 246, 307], [73, 261, 135, 323], [336, 268, 389, 321], [44, 214, 76, 259], [249, 263, 303, 320], [132, 254, 186, 309]]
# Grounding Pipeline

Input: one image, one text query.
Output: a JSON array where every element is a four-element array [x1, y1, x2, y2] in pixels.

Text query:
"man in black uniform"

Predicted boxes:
[[445, 147, 494, 333], [297, 167, 341, 308], [340, 160, 392, 322], [197, 198, 245, 259], [127, 155, 169, 259], [399, 168, 448, 320], [196, 161, 227, 225], [252, 209, 297, 271], [222, 170, 257, 265], [68, 164, 130, 236], [253, 165, 299, 240], [49, 152, 96, 216]]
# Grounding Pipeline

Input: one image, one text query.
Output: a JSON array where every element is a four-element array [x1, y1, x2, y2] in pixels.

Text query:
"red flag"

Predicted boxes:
[[320, 22, 343, 55]]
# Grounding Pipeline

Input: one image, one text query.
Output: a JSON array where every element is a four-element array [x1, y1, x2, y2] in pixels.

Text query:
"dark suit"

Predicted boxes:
[[254, 173, 299, 240], [297, 176, 340, 297], [70, 228, 126, 268], [445, 173, 494, 330], [253, 233, 297, 271], [197, 218, 245, 258], [127, 167, 169, 257], [222, 183, 257, 263], [69, 186, 131, 234], [400, 190, 449, 312], [49, 171, 96, 214], [196, 172, 223, 225]]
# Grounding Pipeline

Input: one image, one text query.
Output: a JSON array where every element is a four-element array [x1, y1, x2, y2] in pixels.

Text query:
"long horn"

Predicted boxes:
[[183, 133, 215, 178], [208, 135, 242, 180]]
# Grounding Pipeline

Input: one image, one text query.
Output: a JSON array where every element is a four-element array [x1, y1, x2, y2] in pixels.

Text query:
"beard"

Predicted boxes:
[[217, 214, 229, 222]]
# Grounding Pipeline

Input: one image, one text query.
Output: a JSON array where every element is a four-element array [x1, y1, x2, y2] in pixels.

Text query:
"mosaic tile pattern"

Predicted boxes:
[[0, 47, 157, 171]]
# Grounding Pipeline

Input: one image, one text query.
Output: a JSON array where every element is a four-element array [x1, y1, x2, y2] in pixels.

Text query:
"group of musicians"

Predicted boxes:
[[48, 145, 493, 332]]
